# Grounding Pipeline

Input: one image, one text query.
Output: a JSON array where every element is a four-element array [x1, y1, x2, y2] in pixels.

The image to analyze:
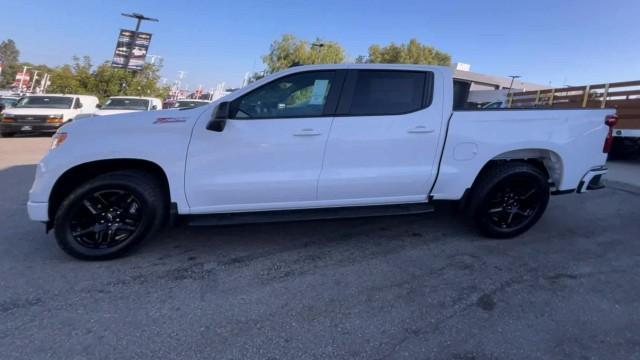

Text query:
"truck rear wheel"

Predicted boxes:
[[53, 171, 166, 260], [467, 162, 549, 238]]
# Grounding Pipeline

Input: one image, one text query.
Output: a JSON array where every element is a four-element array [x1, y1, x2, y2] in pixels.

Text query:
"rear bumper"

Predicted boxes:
[[1, 123, 61, 133], [577, 167, 608, 193], [27, 201, 49, 222]]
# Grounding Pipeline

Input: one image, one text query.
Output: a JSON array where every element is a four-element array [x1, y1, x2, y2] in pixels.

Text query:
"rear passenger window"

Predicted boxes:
[[343, 71, 429, 116]]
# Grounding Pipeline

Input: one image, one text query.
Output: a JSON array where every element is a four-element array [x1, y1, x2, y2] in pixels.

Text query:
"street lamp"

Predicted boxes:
[[120, 12, 159, 70], [506, 75, 521, 97], [29, 71, 40, 93], [18, 66, 31, 93], [147, 54, 162, 65]]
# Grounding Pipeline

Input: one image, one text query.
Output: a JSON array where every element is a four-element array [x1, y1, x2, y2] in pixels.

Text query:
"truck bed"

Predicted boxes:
[[430, 108, 613, 200]]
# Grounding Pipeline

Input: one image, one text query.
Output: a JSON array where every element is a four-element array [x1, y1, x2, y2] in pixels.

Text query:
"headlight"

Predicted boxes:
[[47, 114, 65, 123], [2, 115, 15, 123], [51, 132, 68, 149]]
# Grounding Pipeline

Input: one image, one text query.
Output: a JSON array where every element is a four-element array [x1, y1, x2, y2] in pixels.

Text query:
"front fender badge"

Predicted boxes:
[[153, 117, 187, 124]]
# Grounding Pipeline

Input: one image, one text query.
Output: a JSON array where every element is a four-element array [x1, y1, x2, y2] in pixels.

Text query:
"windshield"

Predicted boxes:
[[0, 98, 18, 106], [103, 98, 150, 111], [174, 100, 208, 108], [15, 96, 73, 109]]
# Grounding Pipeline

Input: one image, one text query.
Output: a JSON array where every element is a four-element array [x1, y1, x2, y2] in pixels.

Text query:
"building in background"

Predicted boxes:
[[451, 62, 547, 91]]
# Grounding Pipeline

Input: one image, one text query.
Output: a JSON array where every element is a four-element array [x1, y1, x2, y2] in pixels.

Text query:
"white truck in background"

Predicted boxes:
[[1, 94, 99, 137], [81, 96, 162, 118], [27, 64, 616, 260]]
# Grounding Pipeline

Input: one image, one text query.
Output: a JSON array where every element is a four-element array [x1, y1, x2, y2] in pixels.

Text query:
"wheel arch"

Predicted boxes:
[[48, 158, 171, 222], [482, 148, 564, 188]]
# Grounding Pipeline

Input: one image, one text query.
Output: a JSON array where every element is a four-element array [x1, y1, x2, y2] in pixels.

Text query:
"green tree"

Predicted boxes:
[[122, 63, 170, 99], [365, 38, 451, 66], [261, 34, 345, 74], [0, 39, 20, 66], [92, 62, 133, 100], [44, 56, 169, 101], [48, 65, 84, 94], [0, 39, 21, 88], [72, 55, 94, 92]]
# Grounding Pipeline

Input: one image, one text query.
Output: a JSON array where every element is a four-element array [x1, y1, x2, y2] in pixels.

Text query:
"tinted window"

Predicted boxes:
[[174, 100, 209, 108], [15, 96, 74, 109], [453, 80, 471, 110], [231, 71, 335, 119], [103, 98, 150, 111], [345, 71, 427, 116]]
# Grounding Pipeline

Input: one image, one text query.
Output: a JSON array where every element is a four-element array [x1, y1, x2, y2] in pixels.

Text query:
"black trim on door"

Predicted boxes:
[[322, 69, 347, 116]]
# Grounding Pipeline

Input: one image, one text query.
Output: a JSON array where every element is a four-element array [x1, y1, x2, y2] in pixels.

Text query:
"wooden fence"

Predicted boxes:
[[507, 80, 640, 130]]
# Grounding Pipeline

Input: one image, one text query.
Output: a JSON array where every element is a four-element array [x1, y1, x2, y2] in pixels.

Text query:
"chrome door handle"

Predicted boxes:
[[407, 126, 435, 134], [293, 129, 322, 136]]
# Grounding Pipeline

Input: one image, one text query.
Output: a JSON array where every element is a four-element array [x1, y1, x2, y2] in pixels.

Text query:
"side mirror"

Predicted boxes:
[[151, 105, 158, 110], [206, 101, 229, 132], [96, 104, 102, 109]]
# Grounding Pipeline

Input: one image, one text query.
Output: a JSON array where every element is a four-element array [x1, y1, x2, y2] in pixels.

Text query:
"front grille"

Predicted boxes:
[[13, 115, 50, 124]]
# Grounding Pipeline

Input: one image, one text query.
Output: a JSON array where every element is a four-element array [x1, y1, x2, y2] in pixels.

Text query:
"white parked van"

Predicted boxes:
[[1, 94, 99, 137], [92, 96, 162, 117]]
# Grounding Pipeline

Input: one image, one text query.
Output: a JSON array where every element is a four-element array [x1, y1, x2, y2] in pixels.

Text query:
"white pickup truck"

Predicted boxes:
[[27, 64, 616, 260]]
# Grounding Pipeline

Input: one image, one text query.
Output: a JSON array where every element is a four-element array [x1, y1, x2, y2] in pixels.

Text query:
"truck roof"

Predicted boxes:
[[254, 63, 453, 85], [109, 96, 162, 101], [26, 94, 99, 99], [281, 64, 453, 73]]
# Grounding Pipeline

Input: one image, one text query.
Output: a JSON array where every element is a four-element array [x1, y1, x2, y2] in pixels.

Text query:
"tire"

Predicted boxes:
[[1, 132, 16, 138], [467, 162, 550, 239], [53, 171, 167, 260]]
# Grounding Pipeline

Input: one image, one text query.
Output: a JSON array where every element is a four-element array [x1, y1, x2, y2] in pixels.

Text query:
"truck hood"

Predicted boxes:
[[64, 106, 210, 135], [3, 108, 73, 116]]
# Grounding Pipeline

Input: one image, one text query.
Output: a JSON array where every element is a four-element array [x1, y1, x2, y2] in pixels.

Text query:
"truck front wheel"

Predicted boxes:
[[53, 171, 167, 260], [467, 162, 550, 238]]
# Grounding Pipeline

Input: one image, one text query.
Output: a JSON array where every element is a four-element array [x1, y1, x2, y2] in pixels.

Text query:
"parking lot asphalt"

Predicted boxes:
[[1, 137, 639, 360]]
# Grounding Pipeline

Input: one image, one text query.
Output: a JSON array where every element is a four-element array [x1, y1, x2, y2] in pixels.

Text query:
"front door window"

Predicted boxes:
[[231, 71, 335, 119]]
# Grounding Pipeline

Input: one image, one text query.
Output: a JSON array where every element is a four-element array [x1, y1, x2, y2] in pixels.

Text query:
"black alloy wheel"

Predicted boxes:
[[483, 176, 545, 232], [54, 171, 166, 260], [68, 189, 143, 249], [469, 162, 550, 238]]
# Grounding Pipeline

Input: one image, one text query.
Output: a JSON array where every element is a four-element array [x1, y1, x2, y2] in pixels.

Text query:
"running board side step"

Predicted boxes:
[[186, 203, 434, 226]]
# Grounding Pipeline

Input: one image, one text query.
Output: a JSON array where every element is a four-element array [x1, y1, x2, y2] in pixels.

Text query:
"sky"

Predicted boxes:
[[2, 0, 639, 89]]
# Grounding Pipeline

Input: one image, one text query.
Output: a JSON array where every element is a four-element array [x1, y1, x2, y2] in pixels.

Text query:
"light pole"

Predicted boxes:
[[40, 73, 50, 94], [120, 12, 159, 70], [174, 71, 186, 99], [18, 66, 31, 93], [29, 71, 40, 93], [147, 54, 162, 65], [506, 75, 521, 97]]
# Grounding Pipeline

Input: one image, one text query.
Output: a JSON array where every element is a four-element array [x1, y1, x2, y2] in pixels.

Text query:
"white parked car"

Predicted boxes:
[[79, 96, 162, 118], [1, 94, 98, 137], [171, 99, 211, 109], [27, 64, 615, 259]]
